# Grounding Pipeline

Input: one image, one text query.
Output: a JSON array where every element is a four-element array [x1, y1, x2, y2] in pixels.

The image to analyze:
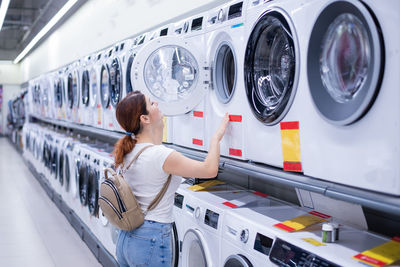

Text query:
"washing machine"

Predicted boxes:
[[67, 60, 82, 124], [100, 46, 116, 131], [47, 71, 57, 120], [53, 70, 66, 121], [60, 135, 77, 209], [39, 74, 51, 119], [79, 54, 93, 126], [204, 0, 250, 160], [299, 0, 400, 195], [131, 14, 209, 150], [243, 0, 323, 169], [109, 39, 133, 133], [89, 51, 104, 128]]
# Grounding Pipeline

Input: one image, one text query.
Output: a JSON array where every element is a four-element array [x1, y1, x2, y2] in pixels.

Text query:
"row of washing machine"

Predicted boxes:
[[173, 181, 392, 267], [22, 123, 120, 259], [27, 0, 400, 196]]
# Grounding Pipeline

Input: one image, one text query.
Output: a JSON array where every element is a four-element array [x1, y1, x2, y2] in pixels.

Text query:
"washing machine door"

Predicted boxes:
[[67, 74, 74, 109], [88, 168, 99, 216], [64, 152, 70, 192], [58, 149, 64, 186], [132, 36, 208, 116], [81, 70, 90, 107], [89, 68, 98, 108], [100, 64, 111, 109], [171, 222, 179, 267], [244, 9, 299, 125], [79, 161, 88, 205], [307, 0, 383, 125], [125, 53, 136, 95], [72, 70, 80, 108], [54, 79, 63, 108], [51, 146, 58, 177], [182, 229, 211, 267], [110, 57, 123, 107], [73, 157, 80, 198], [223, 255, 253, 267]]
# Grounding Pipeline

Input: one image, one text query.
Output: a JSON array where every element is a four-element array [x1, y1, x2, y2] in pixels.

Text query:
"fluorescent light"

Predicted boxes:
[[13, 0, 79, 64], [0, 0, 10, 31]]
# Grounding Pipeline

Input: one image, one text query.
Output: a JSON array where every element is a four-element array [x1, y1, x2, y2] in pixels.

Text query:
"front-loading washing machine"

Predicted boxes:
[[204, 0, 250, 160], [79, 54, 93, 126], [300, 0, 400, 195], [131, 14, 209, 151], [53, 70, 66, 121], [39, 74, 51, 119], [89, 51, 104, 129], [243, 0, 322, 170], [68, 60, 82, 124], [100, 46, 116, 131]]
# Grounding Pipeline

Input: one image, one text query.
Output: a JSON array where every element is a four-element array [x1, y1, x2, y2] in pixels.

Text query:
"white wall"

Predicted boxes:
[[20, 0, 228, 82], [0, 61, 22, 84], [0, 84, 22, 134]]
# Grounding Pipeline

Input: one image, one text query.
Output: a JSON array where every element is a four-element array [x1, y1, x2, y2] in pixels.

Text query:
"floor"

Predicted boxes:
[[0, 138, 101, 267]]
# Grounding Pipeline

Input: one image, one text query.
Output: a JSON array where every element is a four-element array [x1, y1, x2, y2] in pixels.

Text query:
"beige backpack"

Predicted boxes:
[[99, 145, 171, 231]]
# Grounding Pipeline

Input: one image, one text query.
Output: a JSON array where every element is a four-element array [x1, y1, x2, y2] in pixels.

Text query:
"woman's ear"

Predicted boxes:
[[140, 114, 150, 124]]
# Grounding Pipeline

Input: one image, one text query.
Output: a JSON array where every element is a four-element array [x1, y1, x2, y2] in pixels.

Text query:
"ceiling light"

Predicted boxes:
[[0, 0, 10, 32], [13, 0, 79, 64]]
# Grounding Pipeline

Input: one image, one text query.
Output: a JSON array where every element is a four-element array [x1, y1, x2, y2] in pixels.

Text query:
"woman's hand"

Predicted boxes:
[[213, 113, 229, 142]]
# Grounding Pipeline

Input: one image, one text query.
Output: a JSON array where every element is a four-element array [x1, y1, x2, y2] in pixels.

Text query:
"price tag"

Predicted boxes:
[[187, 180, 225, 192], [353, 237, 400, 266], [162, 117, 167, 143], [280, 121, 302, 172], [97, 106, 102, 125], [302, 238, 326, 247], [274, 211, 330, 232]]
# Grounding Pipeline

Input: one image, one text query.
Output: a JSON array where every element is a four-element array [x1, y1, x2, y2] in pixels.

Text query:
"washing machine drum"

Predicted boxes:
[[67, 74, 74, 109], [100, 64, 111, 109], [54, 79, 63, 108], [79, 162, 89, 206], [110, 58, 122, 107], [223, 255, 253, 267], [87, 168, 99, 216], [244, 10, 297, 125], [58, 150, 64, 186], [81, 70, 90, 107], [64, 153, 70, 192], [307, 0, 383, 125]]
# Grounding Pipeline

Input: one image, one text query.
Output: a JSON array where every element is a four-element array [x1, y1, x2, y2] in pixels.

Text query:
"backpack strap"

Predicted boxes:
[[146, 174, 172, 212], [124, 145, 154, 171]]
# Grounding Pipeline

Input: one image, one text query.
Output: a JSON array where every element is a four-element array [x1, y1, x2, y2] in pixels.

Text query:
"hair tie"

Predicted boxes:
[[125, 132, 133, 136]]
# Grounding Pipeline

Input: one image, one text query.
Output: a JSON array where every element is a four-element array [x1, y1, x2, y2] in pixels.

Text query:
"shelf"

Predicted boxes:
[[29, 114, 400, 216]]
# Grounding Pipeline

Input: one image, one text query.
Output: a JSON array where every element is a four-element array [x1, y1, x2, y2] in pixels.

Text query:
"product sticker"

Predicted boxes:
[[274, 211, 330, 232], [302, 238, 326, 247], [353, 237, 400, 266], [162, 117, 167, 143], [187, 180, 225, 192], [280, 121, 302, 172], [97, 105, 102, 125]]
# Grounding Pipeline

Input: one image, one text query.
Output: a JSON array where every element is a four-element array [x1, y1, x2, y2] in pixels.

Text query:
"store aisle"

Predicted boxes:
[[0, 138, 101, 267]]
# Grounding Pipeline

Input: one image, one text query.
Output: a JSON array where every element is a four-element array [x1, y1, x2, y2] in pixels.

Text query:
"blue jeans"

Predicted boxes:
[[116, 220, 173, 267]]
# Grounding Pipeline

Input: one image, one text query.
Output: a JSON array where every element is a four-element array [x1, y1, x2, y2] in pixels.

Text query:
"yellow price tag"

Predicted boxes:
[[353, 238, 400, 266], [162, 117, 167, 143], [97, 106, 102, 125], [274, 211, 330, 232], [280, 121, 302, 172], [302, 238, 326, 247], [187, 180, 226, 192]]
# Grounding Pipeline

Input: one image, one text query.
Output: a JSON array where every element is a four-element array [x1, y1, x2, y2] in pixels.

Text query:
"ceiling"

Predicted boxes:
[[0, 0, 81, 61]]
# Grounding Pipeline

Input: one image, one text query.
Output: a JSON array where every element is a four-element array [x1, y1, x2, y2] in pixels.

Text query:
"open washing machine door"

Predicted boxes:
[[182, 229, 211, 267], [131, 36, 208, 116]]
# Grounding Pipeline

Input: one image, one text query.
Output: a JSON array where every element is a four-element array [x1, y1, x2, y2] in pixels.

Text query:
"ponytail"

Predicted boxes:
[[114, 135, 137, 168]]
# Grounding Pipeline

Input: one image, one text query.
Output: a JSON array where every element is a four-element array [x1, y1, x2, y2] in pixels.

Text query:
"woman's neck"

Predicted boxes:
[[135, 128, 162, 145]]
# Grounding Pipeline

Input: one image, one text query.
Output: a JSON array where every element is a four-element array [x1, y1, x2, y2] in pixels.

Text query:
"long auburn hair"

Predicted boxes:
[[113, 91, 148, 168]]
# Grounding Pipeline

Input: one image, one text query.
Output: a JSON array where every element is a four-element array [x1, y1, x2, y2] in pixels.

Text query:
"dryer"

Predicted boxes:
[[205, 0, 250, 160], [301, 0, 400, 195], [131, 14, 209, 150], [242, 0, 321, 169]]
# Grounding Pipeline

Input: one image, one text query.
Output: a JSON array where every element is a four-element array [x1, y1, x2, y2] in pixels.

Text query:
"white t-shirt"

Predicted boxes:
[[123, 143, 182, 223]]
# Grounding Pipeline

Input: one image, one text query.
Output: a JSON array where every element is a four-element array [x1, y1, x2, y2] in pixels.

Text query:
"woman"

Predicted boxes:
[[113, 91, 229, 267]]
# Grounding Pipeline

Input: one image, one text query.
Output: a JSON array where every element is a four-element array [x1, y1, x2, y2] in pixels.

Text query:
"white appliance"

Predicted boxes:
[[100, 46, 116, 131], [89, 51, 104, 128], [300, 0, 400, 195], [131, 14, 209, 150], [109, 39, 133, 133], [60, 135, 78, 210], [70, 60, 82, 124], [205, 0, 250, 160], [79, 55, 93, 126], [242, 0, 320, 169], [53, 70, 66, 121], [39, 74, 51, 119]]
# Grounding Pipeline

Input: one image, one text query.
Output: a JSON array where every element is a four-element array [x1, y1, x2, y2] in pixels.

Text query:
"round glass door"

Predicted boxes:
[[72, 71, 79, 108], [126, 54, 135, 94], [223, 255, 253, 267], [54, 79, 63, 108], [88, 168, 99, 216], [110, 58, 122, 107], [182, 229, 210, 267], [213, 42, 237, 103], [100, 64, 111, 109], [89, 68, 98, 108], [64, 153, 70, 192], [79, 161, 88, 206], [132, 36, 207, 115], [244, 10, 298, 125], [67, 74, 74, 109], [307, 0, 383, 125], [81, 70, 90, 107]]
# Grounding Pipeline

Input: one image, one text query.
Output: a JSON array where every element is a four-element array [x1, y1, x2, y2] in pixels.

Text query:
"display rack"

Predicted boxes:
[[29, 114, 400, 216]]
